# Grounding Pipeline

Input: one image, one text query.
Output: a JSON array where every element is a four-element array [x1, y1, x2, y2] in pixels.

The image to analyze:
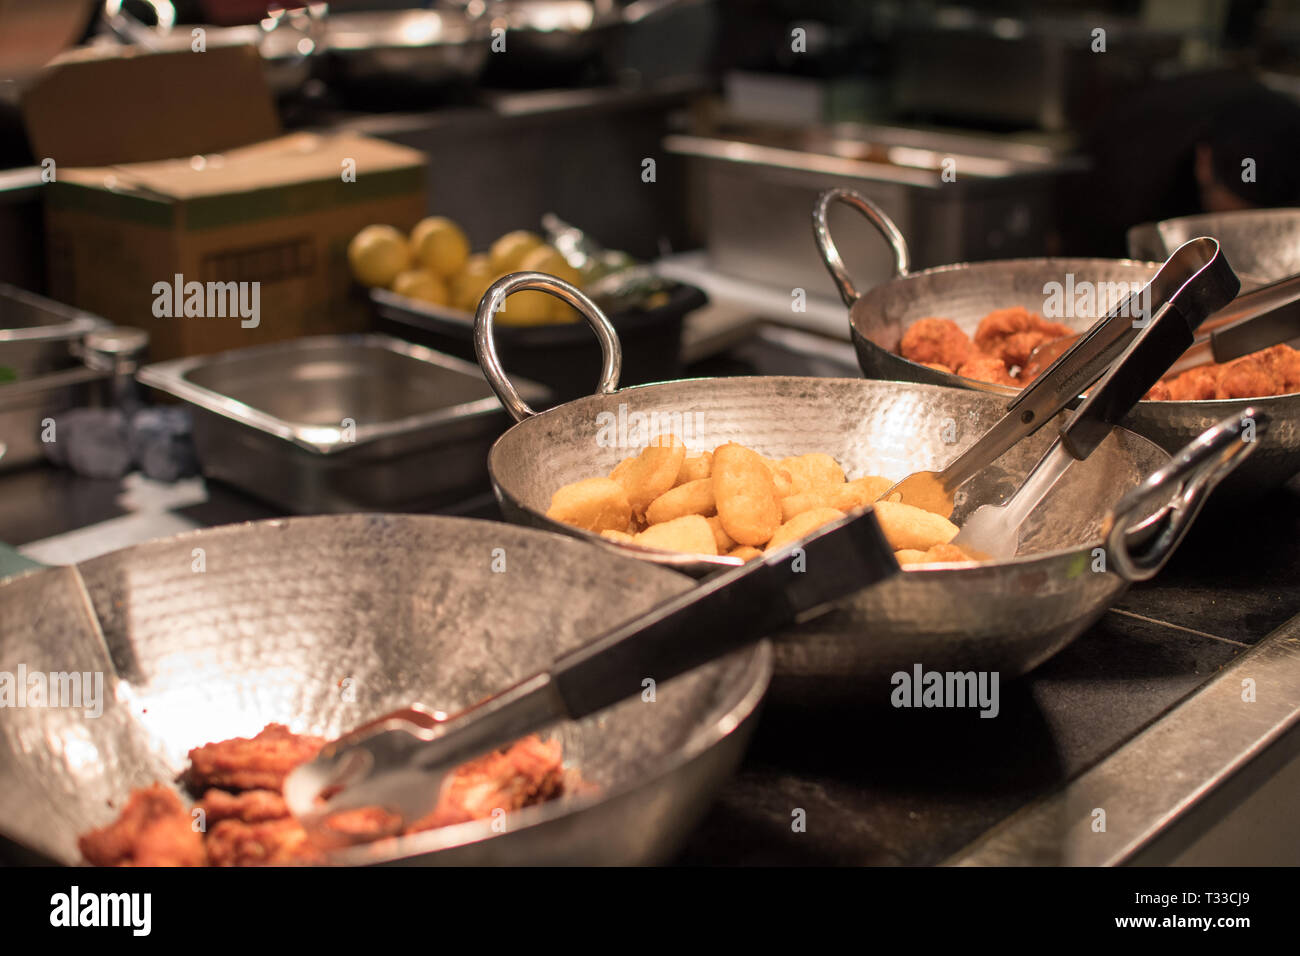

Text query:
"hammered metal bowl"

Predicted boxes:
[[1128, 208, 1300, 284], [0, 514, 770, 866], [814, 188, 1300, 494]]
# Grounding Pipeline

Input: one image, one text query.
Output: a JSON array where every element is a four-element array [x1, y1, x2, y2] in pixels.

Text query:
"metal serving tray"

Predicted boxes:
[[136, 334, 547, 514], [0, 283, 106, 382]]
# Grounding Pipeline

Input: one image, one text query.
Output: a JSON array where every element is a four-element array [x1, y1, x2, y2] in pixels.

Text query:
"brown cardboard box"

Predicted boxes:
[[23, 47, 427, 360], [43, 133, 426, 360]]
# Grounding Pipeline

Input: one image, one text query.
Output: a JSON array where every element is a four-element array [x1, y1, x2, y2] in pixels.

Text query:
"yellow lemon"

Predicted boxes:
[[391, 269, 449, 306], [410, 216, 470, 278], [450, 254, 499, 314], [489, 230, 544, 274], [347, 224, 410, 288], [518, 245, 584, 322]]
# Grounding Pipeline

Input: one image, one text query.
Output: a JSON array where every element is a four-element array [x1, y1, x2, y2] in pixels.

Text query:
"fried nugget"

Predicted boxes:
[[79, 783, 205, 867], [206, 816, 323, 867], [546, 476, 633, 533], [974, 307, 1072, 369], [634, 514, 718, 555], [1163, 365, 1222, 401], [600, 529, 636, 544], [766, 507, 844, 552], [706, 515, 737, 552], [613, 435, 685, 518], [675, 452, 712, 485], [956, 353, 1019, 387], [728, 545, 763, 562], [185, 723, 325, 794], [829, 476, 895, 512], [645, 478, 716, 525], [872, 500, 959, 551], [197, 788, 288, 825], [899, 317, 977, 369], [777, 453, 847, 495], [713, 443, 782, 546], [894, 549, 928, 565], [780, 489, 834, 523]]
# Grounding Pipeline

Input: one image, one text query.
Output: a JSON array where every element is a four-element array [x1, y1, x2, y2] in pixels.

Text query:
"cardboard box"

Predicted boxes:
[[23, 47, 427, 360]]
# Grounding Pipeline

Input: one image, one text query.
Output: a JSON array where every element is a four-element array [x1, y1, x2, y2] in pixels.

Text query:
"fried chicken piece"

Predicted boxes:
[[1144, 380, 1173, 401], [197, 788, 288, 824], [956, 353, 1019, 387], [407, 735, 565, 833], [1217, 344, 1300, 399], [1163, 365, 1223, 401], [79, 783, 206, 867], [974, 307, 1073, 369], [186, 723, 325, 793], [206, 817, 324, 867], [899, 317, 977, 369]]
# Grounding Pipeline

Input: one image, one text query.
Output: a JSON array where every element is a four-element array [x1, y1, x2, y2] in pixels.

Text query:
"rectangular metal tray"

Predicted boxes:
[[136, 334, 546, 513], [0, 365, 110, 472], [0, 284, 106, 383]]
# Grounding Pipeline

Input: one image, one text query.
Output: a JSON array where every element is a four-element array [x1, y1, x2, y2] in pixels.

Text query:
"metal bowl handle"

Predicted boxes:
[[473, 271, 623, 421], [812, 187, 911, 307], [1104, 409, 1264, 582]]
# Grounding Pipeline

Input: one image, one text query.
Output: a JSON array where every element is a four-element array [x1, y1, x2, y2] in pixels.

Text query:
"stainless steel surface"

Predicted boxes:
[[954, 442, 1077, 561], [0, 283, 108, 382], [665, 122, 1074, 302], [948, 610, 1300, 866], [1128, 208, 1300, 285], [0, 365, 110, 472], [0, 514, 771, 866], [136, 334, 542, 514], [474, 271, 621, 421], [818, 191, 1300, 493]]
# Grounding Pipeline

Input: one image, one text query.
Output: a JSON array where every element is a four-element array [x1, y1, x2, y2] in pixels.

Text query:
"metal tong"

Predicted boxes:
[[953, 241, 1241, 559], [284, 508, 899, 840], [877, 237, 1240, 517]]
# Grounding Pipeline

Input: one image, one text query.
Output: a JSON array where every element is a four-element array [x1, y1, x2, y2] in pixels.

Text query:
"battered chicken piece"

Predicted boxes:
[[407, 735, 565, 832], [1163, 365, 1222, 401], [206, 816, 324, 867], [899, 317, 977, 369], [78, 783, 205, 867], [197, 788, 288, 824], [956, 353, 1020, 387], [973, 307, 1072, 369], [186, 723, 325, 793]]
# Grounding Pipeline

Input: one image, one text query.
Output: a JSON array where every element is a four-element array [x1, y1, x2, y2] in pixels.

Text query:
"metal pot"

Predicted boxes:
[[1127, 208, 1300, 285], [813, 187, 1300, 493], [473, 273, 1253, 679], [0, 514, 770, 866]]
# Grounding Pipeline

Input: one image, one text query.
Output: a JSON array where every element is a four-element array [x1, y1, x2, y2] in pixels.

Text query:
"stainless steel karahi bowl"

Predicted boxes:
[[1128, 208, 1300, 284], [0, 514, 770, 866], [473, 273, 1250, 680], [814, 187, 1300, 493]]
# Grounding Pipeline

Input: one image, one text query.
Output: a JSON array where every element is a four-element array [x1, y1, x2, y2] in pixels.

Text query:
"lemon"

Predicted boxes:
[[391, 269, 449, 306], [450, 254, 499, 314], [410, 216, 470, 278], [489, 230, 544, 274], [517, 245, 583, 323], [347, 224, 411, 288]]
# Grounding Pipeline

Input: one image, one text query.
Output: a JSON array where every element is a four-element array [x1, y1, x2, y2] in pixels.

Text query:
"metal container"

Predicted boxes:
[[0, 514, 771, 866], [472, 274, 1249, 681], [664, 123, 1078, 303], [1128, 208, 1300, 286], [814, 188, 1300, 494], [0, 366, 110, 472], [136, 334, 546, 514], [0, 283, 107, 383]]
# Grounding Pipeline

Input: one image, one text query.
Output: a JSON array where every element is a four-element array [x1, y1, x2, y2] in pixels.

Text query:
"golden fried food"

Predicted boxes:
[[546, 476, 632, 534], [78, 783, 206, 867], [634, 514, 718, 555], [645, 478, 715, 525], [186, 723, 325, 793], [872, 500, 960, 552], [728, 545, 763, 561], [600, 529, 636, 544], [713, 443, 782, 546], [957, 353, 1019, 387], [899, 317, 977, 369], [676, 452, 712, 485], [612, 435, 685, 519], [829, 476, 895, 512], [777, 453, 846, 496], [973, 307, 1072, 369], [766, 507, 844, 552], [706, 515, 736, 552], [206, 816, 323, 867], [408, 736, 566, 832], [197, 788, 288, 824]]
